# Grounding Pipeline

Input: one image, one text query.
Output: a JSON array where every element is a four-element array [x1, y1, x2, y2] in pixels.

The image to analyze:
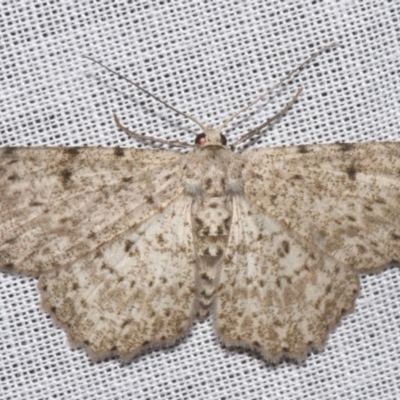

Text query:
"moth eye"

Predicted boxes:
[[195, 133, 206, 145], [220, 134, 227, 146]]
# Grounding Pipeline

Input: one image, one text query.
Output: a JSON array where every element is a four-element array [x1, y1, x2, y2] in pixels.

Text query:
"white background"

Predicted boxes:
[[1, 1, 399, 399]]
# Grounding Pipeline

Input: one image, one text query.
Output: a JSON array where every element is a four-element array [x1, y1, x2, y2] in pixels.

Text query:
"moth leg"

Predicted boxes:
[[231, 87, 303, 149], [113, 113, 195, 149]]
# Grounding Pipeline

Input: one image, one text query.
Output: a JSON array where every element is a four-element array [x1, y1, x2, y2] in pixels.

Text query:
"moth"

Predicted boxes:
[[1, 44, 399, 362]]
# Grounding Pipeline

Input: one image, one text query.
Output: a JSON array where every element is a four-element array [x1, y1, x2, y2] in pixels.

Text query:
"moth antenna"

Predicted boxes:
[[83, 55, 208, 133], [113, 113, 195, 149], [217, 42, 341, 133], [231, 87, 303, 150]]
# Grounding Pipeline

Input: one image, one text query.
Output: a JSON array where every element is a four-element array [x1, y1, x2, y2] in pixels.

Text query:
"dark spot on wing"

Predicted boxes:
[[224, 217, 231, 230], [338, 143, 354, 152], [121, 319, 132, 329], [391, 233, 400, 240], [217, 323, 229, 334], [7, 174, 17, 181], [114, 148, 125, 157], [64, 148, 80, 156], [72, 282, 79, 290], [325, 284, 332, 294], [145, 195, 154, 204], [60, 169, 72, 186], [195, 218, 203, 227], [94, 250, 103, 259], [5, 237, 16, 245], [251, 172, 263, 180], [291, 174, 303, 180], [100, 262, 114, 274], [204, 178, 212, 191], [4, 147, 17, 155], [156, 234, 164, 244], [29, 201, 44, 207], [122, 176, 133, 183], [356, 244, 366, 252], [3, 263, 15, 269], [282, 240, 290, 254], [297, 145, 309, 154], [346, 165, 357, 180], [334, 266, 340, 274], [124, 240, 134, 252], [375, 197, 386, 205], [164, 309, 171, 317]]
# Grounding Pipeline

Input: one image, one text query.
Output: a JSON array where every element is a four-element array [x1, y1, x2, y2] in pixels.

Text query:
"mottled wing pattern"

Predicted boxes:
[[39, 194, 197, 359], [242, 142, 400, 272], [0, 147, 198, 359], [215, 196, 359, 361], [0, 147, 182, 275], [215, 142, 399, 361]]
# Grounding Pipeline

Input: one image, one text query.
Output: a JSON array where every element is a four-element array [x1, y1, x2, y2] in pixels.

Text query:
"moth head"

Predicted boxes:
[[195, 126, 227, 148]]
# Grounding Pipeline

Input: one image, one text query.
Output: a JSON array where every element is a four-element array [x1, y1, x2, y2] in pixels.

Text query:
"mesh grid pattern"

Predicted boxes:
[[1, 1, 399, 399]]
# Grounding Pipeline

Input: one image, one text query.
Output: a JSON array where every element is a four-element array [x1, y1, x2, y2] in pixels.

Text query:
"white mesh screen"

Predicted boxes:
[[1, 1, 399, 399]]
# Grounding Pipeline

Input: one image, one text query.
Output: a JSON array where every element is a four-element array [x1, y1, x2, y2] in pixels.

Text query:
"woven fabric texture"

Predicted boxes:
[[1, 1, 399, 399]]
